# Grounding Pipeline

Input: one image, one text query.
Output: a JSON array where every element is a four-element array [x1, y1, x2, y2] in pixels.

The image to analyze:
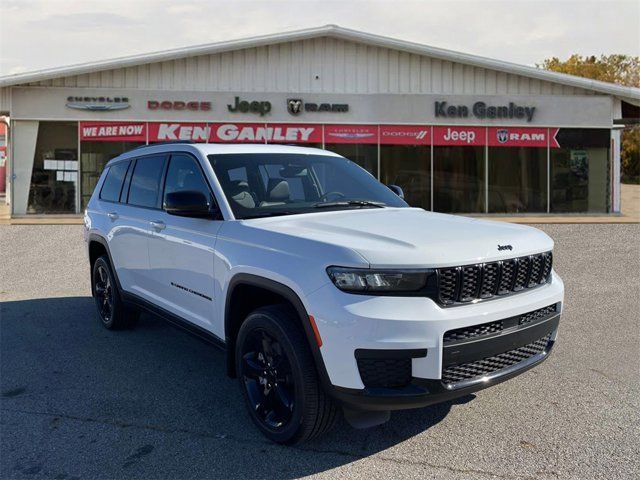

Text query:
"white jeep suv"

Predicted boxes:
[[84, 142, 564, 444]]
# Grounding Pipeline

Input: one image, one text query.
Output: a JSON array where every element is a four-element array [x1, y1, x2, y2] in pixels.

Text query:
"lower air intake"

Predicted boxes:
[[442, 334, 551, 386]]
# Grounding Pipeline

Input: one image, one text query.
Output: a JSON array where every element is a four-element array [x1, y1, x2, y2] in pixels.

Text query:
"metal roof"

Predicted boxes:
[[1, 24, 639, 102]]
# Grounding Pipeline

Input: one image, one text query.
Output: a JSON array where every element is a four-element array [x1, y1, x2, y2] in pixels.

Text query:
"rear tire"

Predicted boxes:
[[236, 304, 339, 444], [92, 255, 139, 330]]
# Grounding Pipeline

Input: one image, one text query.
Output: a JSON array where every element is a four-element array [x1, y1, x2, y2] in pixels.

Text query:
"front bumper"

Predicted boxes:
[[306, 271, 564, 409], [332, 312, 558, 411]]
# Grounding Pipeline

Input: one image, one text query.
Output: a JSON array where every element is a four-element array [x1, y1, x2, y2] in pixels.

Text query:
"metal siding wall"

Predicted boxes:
[[11, 38, 606, 96], [0, 87, 11, 112]]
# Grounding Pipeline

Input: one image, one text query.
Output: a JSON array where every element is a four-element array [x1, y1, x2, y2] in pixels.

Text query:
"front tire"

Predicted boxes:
[[236, 305, 339, 444], [92, 255, 139, 329]]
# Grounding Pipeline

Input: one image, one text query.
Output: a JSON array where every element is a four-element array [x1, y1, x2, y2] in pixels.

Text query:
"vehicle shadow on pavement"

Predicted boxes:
[[1, 296, 473, 479]]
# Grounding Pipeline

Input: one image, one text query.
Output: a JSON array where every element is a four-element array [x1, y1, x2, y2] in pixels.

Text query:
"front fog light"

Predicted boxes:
[[327, 267, 430, 293]]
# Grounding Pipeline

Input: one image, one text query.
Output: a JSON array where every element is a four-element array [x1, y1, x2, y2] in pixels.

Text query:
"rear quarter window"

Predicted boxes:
[[99, 161, 130, 202]]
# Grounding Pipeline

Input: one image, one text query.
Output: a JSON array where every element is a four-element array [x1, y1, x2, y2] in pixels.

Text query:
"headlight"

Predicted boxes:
[[326, 267, 431, 293]]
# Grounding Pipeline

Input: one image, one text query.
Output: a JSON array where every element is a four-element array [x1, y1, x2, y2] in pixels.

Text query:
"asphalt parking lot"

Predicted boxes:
[[1, 224, 639, 479]]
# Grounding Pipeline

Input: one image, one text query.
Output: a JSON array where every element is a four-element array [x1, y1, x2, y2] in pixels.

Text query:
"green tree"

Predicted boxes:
[[621, 126, 640, 181], [538, 54, 640, 183]]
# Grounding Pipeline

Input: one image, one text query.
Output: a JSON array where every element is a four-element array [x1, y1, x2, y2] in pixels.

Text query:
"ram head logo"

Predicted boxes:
[[287, 99, 303, 115]]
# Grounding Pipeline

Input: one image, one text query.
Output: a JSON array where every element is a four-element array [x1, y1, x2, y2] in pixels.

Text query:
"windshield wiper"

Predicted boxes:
[[312, 200, 386, 209]]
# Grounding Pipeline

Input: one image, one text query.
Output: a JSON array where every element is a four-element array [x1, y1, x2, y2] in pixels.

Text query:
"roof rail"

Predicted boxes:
[[127, 140, 195, 151]]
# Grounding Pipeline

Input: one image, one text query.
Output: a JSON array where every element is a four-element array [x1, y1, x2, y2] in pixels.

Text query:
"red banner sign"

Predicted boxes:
[[433, 126, 484, 146], [487, 127, 559, 148], [148, 122, 209, 143], [79, 122, 562, 149], [261, 123, 322, 143], [379, 125, 430, 145], [210, 123, 321, 143], [80, 122, 146, 142], [324, 125, 378, 144]]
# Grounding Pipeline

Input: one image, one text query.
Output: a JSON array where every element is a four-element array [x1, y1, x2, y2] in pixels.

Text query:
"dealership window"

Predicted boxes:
[[80, 141, 145, 209], [550, 129, 610, 213], [488, 147, 547, 213], [324, 144, 379, 178], [27, 121, 78, 214], [380, 145, 430, 209], [433, 146, 485, 213]]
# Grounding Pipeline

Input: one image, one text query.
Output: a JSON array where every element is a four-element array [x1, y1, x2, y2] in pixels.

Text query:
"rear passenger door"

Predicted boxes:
[[97, 159, 135, 289], [146, 152, 223, 335], [110, 153, 167, 300]]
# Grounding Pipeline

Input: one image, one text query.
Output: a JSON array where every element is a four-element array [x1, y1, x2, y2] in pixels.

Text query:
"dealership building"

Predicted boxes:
[[0, 25, 638, 216]]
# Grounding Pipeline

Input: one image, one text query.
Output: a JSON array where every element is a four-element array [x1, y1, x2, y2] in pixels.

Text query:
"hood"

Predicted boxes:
[[244, 208, 553, 268]]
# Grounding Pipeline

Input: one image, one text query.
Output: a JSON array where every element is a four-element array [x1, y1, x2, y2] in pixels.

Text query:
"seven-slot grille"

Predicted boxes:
[[437, 252, 552, 306], [441, 333, 552, 386]]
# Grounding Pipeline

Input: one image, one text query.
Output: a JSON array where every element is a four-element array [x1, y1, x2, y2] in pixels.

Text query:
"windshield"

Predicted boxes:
[[208, 153, 408, 219]]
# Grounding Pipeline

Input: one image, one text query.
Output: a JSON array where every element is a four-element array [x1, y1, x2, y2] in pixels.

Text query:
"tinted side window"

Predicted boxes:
[[127, 155, 166, 208], [163, 154, 211, 205], [99, 161, 130, 202]]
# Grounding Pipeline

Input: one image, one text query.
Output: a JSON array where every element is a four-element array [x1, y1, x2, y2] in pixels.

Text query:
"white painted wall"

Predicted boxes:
[[0, 88, 11, 113]]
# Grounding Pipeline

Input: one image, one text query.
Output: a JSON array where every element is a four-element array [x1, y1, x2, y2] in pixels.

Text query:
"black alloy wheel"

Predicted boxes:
[[94, 263, 113, 325], [240, 328, 295, 429], [92, 255, 139, 330], [236, 305, 339, 444]]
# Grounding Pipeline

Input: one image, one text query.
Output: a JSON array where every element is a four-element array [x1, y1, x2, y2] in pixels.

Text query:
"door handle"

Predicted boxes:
[[107, 212, 119, 221], [150, 220, 166, 231]]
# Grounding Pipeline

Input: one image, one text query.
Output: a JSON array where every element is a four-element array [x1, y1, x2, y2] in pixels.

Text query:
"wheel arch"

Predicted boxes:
[[224, 274, 331, 389], [87, 233, 123, 294]]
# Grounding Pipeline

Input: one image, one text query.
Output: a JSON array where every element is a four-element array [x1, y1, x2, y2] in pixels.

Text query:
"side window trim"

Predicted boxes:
[[98, 165, 112, 201], [161, 151, 219, 212], [119, 159, 135, 203], [157, 154, 170, 210]]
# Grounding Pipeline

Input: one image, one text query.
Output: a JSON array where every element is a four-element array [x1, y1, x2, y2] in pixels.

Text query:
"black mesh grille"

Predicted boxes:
[[540, 252, 553, 283], [442, 334, 551, 385], [443, 320, 503, 344], [443, 304, 559, 345], [498, 260, 516, 295], [436, 252, 552, 306], [480, 262, 500, 298], [459, 266, 481, 302], [514, 257, 531, 291], [356, 358, 412, 388], [528, 254, 544, 287], [519, 304, 558, 326], [438, 268, 458, 305]]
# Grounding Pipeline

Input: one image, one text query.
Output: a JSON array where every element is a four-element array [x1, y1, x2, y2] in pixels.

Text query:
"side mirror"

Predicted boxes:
[[164, 191, 218, 219], [387, 184, 405, 199]]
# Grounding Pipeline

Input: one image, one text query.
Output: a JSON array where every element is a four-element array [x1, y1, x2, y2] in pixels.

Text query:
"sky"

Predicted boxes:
[[1, 0, 639, 76]]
